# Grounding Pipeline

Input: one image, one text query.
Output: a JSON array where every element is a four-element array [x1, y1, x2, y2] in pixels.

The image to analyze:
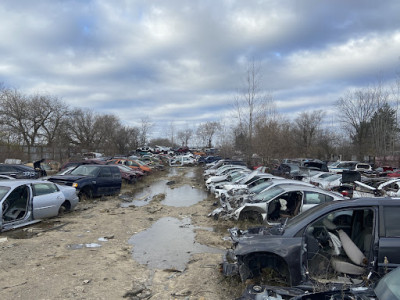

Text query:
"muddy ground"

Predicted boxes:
[[0, 167, 248, 300]]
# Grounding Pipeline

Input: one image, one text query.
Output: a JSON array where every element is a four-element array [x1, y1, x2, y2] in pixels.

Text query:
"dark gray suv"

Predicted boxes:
[[223, 198, 400, 287]]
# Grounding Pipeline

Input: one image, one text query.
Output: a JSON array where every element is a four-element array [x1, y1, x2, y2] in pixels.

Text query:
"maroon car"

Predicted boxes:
[[117, 165, 143, 184]]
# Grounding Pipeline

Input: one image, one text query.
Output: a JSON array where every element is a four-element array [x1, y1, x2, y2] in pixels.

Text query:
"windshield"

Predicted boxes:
[[249, 181, 274, 193], [0, 186, 11, 201], [253, 186, 284, 202], [118, 165, 132, 172], [285, 203, 328, 229], [70, 165, 100, 176], [374, 267, 400, 299], [325, 174, 341, 182]]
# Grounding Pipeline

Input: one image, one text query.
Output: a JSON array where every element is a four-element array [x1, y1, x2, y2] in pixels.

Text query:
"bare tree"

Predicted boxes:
[[0, 89, 63, 156], [336, 88, 378, 159], [293, 110, 325, 157], [139, 116, 153, 146], [196, 121, 221, 148], [177, 127, 193, 146], [67, 108, 99, 151], [233, 59, 275, 161]]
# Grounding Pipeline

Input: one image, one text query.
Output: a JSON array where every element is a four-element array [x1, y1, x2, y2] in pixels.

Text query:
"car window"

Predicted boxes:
[[0, 186, 11, 200], [253, 186, 284, 202], [99, 167, 112, 178], [383, 207, 400, 237], [32, 183, 59, 196], [70, 165, 100, 176], [304, 192, 327, 205]]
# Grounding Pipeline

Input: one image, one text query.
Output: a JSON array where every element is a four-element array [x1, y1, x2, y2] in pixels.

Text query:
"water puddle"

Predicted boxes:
[[120, 180, 168, 207], [121, 169, 206, 207], [128, 217, 222, 271], [161, 184, 207, 207]]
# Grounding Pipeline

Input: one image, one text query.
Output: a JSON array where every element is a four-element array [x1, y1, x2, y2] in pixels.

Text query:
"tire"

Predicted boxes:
[[79, 187, 93, 200]]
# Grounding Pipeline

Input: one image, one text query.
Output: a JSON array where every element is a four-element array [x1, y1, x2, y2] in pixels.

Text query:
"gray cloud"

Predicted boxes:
[[1, 0, 399, 134]]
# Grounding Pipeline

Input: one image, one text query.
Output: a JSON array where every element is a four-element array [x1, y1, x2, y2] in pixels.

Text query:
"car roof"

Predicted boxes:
[[0, 179, 54, 188], [274, 183, 342, 195]]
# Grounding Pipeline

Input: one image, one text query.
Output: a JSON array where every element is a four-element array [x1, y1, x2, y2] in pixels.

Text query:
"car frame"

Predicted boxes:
[[223, 197, 400, 287], [0, 179, 79, 232]]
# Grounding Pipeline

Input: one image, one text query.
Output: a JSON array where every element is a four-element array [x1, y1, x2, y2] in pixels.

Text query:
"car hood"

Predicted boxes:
[[230, 225, 284, 243], [49, 175, 92, 182]]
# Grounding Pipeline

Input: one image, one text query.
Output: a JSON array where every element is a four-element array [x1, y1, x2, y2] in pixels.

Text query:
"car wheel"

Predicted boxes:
[[79, 187, 93, 200]]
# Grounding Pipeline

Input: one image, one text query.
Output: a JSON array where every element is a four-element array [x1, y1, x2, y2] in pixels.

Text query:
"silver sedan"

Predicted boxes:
[[0, 180, 79, 232]]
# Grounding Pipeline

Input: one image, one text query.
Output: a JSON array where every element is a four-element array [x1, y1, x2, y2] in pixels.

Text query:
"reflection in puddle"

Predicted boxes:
[[120, 180, 168, 207], [121, 171, 206, 208], [161, 185, 206, 207], [128, 217, 222, 271]]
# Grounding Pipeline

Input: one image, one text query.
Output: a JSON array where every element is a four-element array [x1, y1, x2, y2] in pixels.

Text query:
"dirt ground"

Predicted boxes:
[[0, 167, 247, 300]]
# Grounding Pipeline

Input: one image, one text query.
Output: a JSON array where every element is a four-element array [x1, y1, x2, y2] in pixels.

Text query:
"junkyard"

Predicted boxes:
[[1, 2, 400, 299], [0, 166, 245, 299], [2, 153, 400, 300]]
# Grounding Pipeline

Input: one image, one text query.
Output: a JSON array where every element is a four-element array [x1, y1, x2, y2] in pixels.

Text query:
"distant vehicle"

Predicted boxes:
[[328, 161, 358, 174], [117, 165, 143, 184], [169, 155, 197, 167], [0, 164, 39, 179], [106, 158, 151, 174], [0, 180, 79, 232], [47, 165, 122, 199]]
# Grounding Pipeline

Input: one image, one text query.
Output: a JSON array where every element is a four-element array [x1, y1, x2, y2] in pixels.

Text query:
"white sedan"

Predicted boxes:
[[0, 180, 79, 232]]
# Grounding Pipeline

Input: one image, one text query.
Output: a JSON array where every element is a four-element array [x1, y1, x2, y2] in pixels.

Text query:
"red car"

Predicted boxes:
[[387, 170, 400, 177]]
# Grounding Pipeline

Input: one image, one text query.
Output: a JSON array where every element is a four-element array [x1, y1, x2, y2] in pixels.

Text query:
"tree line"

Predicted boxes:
[[1, 66, 400, 165]]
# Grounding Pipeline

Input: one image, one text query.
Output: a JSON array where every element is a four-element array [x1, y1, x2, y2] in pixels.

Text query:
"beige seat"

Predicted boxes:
[[331, 229, 366, 275]]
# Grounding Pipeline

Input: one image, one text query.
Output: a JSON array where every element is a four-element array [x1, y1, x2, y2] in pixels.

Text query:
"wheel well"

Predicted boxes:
[[61, 200, 71, 211], [241, 252, 291, 284], [239, 208, 264, 221]]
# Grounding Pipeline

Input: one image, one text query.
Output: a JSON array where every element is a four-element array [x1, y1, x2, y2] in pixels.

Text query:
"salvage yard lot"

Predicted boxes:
[[0, 167, 245, 299]]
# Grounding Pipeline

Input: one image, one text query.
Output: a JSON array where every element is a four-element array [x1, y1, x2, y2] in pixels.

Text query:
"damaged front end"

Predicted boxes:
[[222, 224, 303, 286]]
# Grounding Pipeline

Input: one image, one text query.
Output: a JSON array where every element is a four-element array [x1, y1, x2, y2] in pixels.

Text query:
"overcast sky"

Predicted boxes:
[[1, 0, 400, 136]]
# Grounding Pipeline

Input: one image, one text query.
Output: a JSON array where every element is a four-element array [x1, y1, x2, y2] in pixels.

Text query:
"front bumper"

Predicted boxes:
[[222, 249, 239, 276]]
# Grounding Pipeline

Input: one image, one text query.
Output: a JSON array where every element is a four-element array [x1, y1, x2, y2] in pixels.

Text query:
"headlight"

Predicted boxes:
[[72, 182, 78, 188]]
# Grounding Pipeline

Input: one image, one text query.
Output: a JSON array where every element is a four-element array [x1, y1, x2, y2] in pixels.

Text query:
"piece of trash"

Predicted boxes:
[[85, 243, 102, 248], [83, 279, 91, 285], [67, 244, 84, 250], [0, 237, 8, 243], [98, 237, 108, 242]]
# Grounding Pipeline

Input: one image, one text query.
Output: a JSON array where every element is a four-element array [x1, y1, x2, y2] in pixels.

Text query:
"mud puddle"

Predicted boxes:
[[121, 178, 206, 208], [161, 184, 207, 207], [128, 217, 222, 271]]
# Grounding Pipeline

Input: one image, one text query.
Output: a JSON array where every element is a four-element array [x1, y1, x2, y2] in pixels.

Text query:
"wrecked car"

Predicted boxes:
[[353, 178, 400, 198], [238, 266, 400, 300], [169, 155, 196, 166], [48, 165, 122, 199], [117, 165, 143, 184], [231, 184, 344, 224], [0, 163, 40, 179], [223, 198, 400, 288], [0, 179, 79, 232]]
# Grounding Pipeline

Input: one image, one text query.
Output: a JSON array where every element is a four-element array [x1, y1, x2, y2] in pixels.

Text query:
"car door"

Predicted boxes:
[[96, 167, 114, 195], [303, 207, 376, 281], [377, 206, 400, 273], [31, 182, 65, 219], [1, 184, 35, 232], [302, 191, 332, 212]]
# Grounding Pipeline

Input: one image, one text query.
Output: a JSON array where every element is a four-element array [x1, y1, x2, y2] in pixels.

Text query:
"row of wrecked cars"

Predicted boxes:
[[0, 153, 177, 233], [202, 159, 400, 299]]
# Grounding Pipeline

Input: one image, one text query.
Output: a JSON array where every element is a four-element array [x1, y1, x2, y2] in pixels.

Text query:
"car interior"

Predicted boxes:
[[2, 185, 30, 222], [305, 208, 374, 282]]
